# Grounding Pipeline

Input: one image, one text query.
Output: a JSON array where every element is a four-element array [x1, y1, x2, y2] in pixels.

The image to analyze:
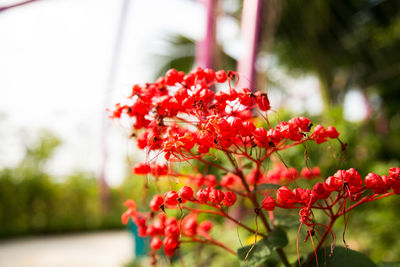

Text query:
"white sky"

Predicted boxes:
[[0, 0, 205, 185], [0, 0, 366, 185]]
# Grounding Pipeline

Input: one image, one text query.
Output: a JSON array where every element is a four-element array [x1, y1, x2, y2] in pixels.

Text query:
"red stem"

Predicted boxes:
[[224, 151, 291, 267], [306, 216, 337, 267], [182, 236, 237, 255], [180, 205, 268, 238]]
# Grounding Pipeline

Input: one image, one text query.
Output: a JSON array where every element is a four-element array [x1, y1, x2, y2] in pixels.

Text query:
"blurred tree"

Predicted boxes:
[[153, 33, 236, 79], [271, 0, 400, 113], [0, 131, 126, 238], [19, 130, 61, 170]]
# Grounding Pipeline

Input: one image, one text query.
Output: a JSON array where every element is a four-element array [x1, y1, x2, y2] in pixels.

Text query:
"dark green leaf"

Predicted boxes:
[[274, 214, 300, 228], [237, 238, 272, 267], [237, 228, 288, 266], [306, 246, 377, 267], [242, 162, 253, 169], [267, 228, 289, 249]]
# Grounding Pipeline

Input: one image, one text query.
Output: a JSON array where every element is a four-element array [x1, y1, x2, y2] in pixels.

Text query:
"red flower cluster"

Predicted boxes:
[[148, 186, 236, 211], [122, 193, 222, 256], [122, 201, 213, 256], [111, 67, 339, 161], [112, 68, 399, 263], [260, 167, 400, 226]]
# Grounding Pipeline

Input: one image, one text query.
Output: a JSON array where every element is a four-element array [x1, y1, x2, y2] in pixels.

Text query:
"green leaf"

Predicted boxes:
[[274, 214, 300, 228], [237, 239, 272, 267], [237, 228, 288, 267], [267, 228, 289, 249], [253, 184, 281, 192], [306, 246, 378, 267], [242, 162, 253, 169]]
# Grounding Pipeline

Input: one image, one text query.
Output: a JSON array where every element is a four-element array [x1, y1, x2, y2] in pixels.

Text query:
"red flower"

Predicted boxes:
[[208, 187, 225, 204], [365, 173, 386, 194], [215, 70, 227, 83], [132, 162, 150, 175], [150, 237, 162, 250], [276, 186, 295, 206], [164, 191, 179, 206], [178, 186, 194, 201], [262, 196, 276, 211], [222, 191, 237, 206], [150, 195, 164, 212], [196, 188, 210, 203], [254, 91, 271, 111]]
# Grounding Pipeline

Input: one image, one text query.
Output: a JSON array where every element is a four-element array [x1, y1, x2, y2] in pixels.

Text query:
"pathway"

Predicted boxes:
[[0, 231, 133, 267]]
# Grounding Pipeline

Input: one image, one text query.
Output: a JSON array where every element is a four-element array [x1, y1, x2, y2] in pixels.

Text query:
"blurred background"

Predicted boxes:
[[0, 0, 399, 266]]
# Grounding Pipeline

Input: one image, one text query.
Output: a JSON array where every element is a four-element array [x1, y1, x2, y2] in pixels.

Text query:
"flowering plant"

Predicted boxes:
[[111, 67, 399, 266]]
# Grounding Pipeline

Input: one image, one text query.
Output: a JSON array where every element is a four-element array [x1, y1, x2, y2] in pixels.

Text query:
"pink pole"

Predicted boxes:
[[0, 0, 40, 12], [237, 0, 263, 91], [195, 0, 217, 69]]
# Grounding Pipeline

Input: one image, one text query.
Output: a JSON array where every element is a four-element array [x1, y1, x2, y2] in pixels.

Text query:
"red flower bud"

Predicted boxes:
[[146, 225, 157, 236], [178, 186, 194, 201], [158, 212, 166, 222], [381, 175, 392, 191], [390, 179, 400, 194], [253, 127, 270, 147], [151, 163, 168, 176], [386, 168, 400, 194], [292, 188, 306, 203], [389, 167, 400, 179], [215, 70, 227, 83], [204, 175, 217, 187], [324, 176, 343, 191], [222, 191, 237, 206], [301, 168, 314, 179], [165, 68, 183, 86], [199, 220, 213, 232], [164, 191, 179, 206], [150, 236, 162, 250], [196, 188, 210, 203], [276, 186, 295, 206], [254, 91, 271, 111], [221, 173, 240, 187], [150, 194, 164, 211], [163, 236, 179, 252], [240, 121, 256, 137], [182, 217, 197, 236], [132, 162, 150, 175], [204, 68, 216, 82], [365, 173, 386, 193], [267, 129, 283, 144], [238, 88, 253, 106], [313, 182, 331, 199], [208, 187, 225, 204], [138, 226, 147, 237], [312, 125, 328, 144], [346, 168, 363, 187], [326, 126, 340, 138], [165, 224, 180, 238], [262, 196, 276, 211], [289, 117, 312, 132]]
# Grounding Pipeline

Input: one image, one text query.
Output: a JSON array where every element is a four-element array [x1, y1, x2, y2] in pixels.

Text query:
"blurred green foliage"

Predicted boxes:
[[0, 131, 128, 238]]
